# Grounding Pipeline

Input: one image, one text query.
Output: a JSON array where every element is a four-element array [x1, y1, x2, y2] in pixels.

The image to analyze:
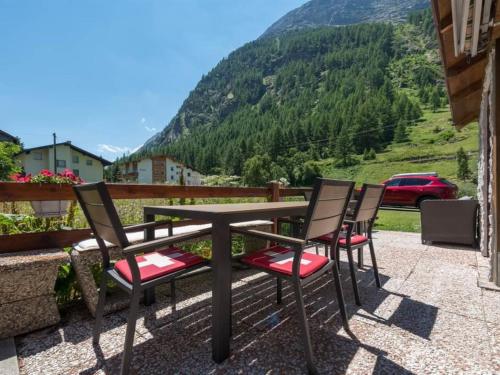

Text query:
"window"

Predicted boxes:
[[33, 152, 43, 160], [187, 172, 191, 177], [170, 167, 174, 171], [86, 159, 93, 166], [400, 178, 430, 186], [72, 155, 79, 164], [73, 169, 80, 176], [56, 160, 66, 168], [440, 178, 455, 186], [170, 175, 174, 180], [385, 179, 401, 187]]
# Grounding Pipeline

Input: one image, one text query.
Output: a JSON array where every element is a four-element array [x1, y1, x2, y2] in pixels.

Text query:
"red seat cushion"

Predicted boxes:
[[115, 247, 205, 283], [339, 234, 368, 246], [241, 245, 329, 278], [314, 233, 369, 246]]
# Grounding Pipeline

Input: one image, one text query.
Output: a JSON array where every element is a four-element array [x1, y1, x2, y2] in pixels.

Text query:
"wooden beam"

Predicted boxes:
[[450, 79, 484, 102], [493, 38, 500, 286], [447, 53, 488, 77], [0, 229, 91, 254], [439, 13, 453, 34], [280, 187, 313, 197], [0, 219, 207, 253], [454, 111, 479, 129], [0, 183, 270, 202]]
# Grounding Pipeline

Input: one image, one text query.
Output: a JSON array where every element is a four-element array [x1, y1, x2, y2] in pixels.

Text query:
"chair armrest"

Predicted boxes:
[[231, 227, 305, 247], [344, 219, 357, 224], [123, 220, 172, 233], [123, 228, 211, 255]]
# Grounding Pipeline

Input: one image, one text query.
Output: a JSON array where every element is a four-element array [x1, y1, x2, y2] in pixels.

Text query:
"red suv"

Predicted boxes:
[[382, 174, 458, 208]]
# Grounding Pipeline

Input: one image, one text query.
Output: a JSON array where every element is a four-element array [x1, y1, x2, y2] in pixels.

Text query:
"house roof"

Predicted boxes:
[[431, 0, 500, 128], [19, 141, 112, 166], [0, 130, 19, 143]]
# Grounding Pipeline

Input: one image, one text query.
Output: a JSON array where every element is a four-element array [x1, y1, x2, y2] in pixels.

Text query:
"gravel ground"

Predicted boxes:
[[16, 231, 500, 374]]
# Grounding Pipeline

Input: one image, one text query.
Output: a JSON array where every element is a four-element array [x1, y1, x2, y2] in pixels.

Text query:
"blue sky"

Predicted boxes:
[[0, 0, 306, 161]]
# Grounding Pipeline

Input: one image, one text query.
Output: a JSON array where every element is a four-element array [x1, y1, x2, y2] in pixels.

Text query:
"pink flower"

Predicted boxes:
[[19, 174, 32, 183], [40, 169, 54, 177], [9, 173, 31, 183]]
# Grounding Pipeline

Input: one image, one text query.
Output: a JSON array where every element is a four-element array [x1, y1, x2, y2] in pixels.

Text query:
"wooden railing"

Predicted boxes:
[[0, 182, 311, 253]]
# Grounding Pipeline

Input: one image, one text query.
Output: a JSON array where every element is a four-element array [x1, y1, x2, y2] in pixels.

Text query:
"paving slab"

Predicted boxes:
[[14, 231, 500, 375]]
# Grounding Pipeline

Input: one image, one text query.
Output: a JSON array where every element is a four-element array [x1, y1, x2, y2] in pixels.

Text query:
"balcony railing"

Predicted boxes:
[[0, 182, 310, 253]]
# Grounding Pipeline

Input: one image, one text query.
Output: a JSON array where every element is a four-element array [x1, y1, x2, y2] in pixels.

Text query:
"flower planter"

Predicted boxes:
[[30, 200, 71, 218]]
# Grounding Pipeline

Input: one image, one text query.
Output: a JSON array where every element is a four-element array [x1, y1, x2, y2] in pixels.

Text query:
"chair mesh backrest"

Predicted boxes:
[[352, 184, 386, 223], [73, 182, 129, 248], [302, 179, 354, 240]]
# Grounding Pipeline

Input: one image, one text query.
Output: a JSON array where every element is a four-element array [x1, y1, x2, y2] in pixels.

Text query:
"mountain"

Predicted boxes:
[[140, 0, 430, 153], [261, 0, 429, 38], [130, 9, 443, 186]]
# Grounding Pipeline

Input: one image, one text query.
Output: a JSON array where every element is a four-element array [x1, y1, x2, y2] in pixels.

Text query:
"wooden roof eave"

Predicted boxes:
[[431, 0, 496, 129]]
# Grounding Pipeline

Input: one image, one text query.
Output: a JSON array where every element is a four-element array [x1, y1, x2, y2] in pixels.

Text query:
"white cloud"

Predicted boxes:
[[98, 144, 142, 154], [144, 126, 156, 132], [141, 117, 146, 124]]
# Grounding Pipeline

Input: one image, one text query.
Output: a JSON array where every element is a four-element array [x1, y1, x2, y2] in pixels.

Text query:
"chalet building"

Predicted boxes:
[[0, 129, 19, 144], [120, 161, 139, 182], [432, 0, 500, 287], [136, 156, 203, 185], [16, 141, 111, 182]]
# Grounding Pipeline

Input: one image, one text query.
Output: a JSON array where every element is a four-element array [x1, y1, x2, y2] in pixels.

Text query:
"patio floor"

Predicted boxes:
[[16, 231, 500, 374]]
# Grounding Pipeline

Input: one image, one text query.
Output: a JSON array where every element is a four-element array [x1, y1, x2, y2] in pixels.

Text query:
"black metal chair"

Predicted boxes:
[[74, 182, 211, 375], [231, 178, 355, 374], [313, 184, 386, 306]]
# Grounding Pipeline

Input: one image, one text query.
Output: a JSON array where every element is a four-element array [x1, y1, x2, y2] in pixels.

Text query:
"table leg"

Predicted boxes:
[[211, 220, 232, 363], [291, 216, 301, 237], [143, 212, 156, 306]]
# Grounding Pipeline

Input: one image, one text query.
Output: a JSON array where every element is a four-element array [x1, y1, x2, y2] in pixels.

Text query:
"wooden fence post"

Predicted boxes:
[[268, 181, 281, 234]]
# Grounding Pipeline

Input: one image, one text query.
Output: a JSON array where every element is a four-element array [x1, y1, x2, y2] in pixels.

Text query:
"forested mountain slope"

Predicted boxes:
[[128, 10, 447, 186], [262, 0, 428, 38]]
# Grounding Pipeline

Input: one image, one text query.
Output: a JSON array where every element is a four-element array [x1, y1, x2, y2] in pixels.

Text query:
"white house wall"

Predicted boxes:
[[138, 159, 153, 184], [16, 145, 105, 182]]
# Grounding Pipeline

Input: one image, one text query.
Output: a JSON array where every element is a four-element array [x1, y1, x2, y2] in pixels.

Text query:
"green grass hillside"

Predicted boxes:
[[317, 107, 479, 233], [319, 107, 479, 196]]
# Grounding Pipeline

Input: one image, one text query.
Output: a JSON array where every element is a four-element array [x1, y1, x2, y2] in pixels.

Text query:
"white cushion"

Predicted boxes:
[[231, 220, 274, 227], [74, 224, 211, 251], [74, 220, 272, 252]]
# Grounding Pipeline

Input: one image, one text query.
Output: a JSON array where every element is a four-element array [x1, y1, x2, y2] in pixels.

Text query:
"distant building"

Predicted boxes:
[[0, 130, 19, 144], [120, 156, 203, 185], [16, 141, 112, 182], [120, 161, 139, 182]]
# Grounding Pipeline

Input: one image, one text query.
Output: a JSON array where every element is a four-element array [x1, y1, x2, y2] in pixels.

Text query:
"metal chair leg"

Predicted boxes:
[[293, 280, 318, 375], [331, 262, 349, 331], [346, 248, 361, 306], [315, 245, 319, 255], [120, 291, 140, 375], [170, 279, 177, 310], [368, 240, 381, 288], [357, 246, 364, 268], [336, 247, 341, 270], [276, 277, 282, 304], [93, 273, 108, 344]]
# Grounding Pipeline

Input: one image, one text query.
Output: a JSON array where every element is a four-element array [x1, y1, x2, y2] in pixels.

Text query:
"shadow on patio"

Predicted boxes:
[[16, 231, 499, 374]]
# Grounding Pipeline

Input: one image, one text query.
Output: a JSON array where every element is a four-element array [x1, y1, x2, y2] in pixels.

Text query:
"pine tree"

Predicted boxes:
[[430, 87, 441, 112], [394, 121, 408, 143], [334, 127, 355, 167], [457, 147, 471, 181]]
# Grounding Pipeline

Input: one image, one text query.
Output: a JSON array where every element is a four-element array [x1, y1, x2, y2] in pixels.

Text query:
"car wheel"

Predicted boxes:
[[417, 196, 437, 209]]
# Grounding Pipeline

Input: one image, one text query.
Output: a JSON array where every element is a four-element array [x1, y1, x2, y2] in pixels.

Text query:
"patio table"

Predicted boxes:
[[143, 201, 308, 363]]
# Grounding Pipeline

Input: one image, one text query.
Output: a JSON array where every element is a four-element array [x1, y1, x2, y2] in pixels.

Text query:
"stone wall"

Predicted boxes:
[[0, 249, 69, 338]]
